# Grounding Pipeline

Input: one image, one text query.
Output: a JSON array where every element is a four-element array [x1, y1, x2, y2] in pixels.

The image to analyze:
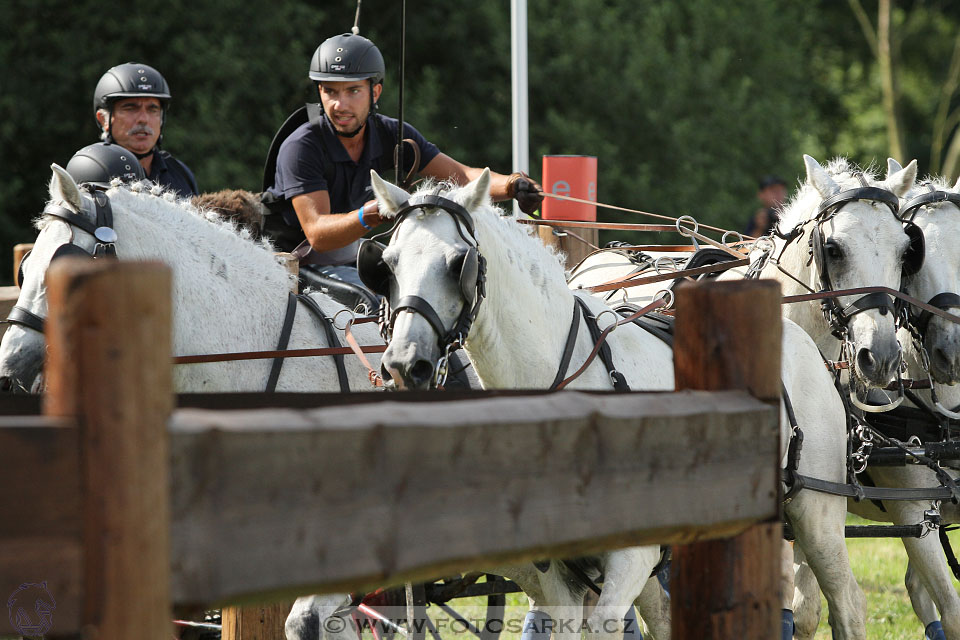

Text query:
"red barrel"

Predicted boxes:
[[541, 155, 597, 221]]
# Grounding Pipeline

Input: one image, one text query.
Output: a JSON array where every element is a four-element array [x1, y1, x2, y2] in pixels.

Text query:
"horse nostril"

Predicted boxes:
[[0, 377, 13, 393], [856, 348, 877, 377], [409, 359, 435, 387]]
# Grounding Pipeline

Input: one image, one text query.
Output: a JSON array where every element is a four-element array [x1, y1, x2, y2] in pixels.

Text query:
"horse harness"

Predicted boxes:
[[7, 190, 118, 335], [358, 193, 649, 390], [7, 189, 354, 393]]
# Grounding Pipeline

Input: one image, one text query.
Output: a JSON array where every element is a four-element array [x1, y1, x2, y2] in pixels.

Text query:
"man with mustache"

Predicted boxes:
[[93, 62, 198, 196], [262, 33, 542, 289]]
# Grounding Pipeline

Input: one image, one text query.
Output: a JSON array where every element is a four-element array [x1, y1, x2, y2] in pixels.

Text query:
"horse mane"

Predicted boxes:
[[776, 157, 882, 234], [40, 179, 293, 293], [407, 179, 569, 288], [192, 189, 265, 239]]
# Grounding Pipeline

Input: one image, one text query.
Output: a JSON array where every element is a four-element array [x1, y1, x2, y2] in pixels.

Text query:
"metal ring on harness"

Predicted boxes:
[[653, 256, 678, 275], [722, 230, 744, 247], [676, 215, 700, 250], [654, 289, 674, 310], [332, 307, 357, 332]]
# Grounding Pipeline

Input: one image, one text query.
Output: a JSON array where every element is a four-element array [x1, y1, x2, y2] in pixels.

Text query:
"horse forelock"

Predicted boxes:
[[776, 157, 885, 234]]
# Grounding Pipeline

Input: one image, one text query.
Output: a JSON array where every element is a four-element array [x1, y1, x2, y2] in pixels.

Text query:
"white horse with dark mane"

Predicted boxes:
[[368, 168, 868, 638], [0, 165, 384, 394]]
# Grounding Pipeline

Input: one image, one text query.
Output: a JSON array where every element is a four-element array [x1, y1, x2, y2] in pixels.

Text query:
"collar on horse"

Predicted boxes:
[[6, 190, 119, 334]]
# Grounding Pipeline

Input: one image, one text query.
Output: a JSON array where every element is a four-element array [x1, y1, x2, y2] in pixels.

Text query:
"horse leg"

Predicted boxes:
[[788, 493, 866, 640], [780, 539, 796, 640], [792, 547, 823, 640], [905, 561, 945, 640], [583, 548, 658, 640], [894, 524, 960, 639], [634, 575, 670, 640], [534, 564, 586, 640]]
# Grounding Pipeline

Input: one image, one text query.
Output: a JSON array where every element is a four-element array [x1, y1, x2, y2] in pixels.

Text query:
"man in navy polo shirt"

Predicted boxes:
[[264, 33, 542, 288], [93, 62, 199, 197]]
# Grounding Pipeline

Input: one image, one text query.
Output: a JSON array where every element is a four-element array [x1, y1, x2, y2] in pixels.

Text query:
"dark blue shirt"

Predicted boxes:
[[268, 112, 440, 265], [149, 149, 199, 197]]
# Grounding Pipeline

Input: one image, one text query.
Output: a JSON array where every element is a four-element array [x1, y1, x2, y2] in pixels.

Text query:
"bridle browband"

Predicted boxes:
[[5, 189, 118, 334]]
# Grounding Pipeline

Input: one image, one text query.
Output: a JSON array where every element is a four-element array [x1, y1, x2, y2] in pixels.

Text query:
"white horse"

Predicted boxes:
[[794, 167, 960, 640], [0, 165, 385, 394], [0, 165, 392, 640], [369, 168, 867, 639]]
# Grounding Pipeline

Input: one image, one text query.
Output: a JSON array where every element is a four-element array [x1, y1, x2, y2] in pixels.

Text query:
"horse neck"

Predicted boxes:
[[463, 213, 577, 388], [761, 231, 836, 355], [108, 191, 292, 350]]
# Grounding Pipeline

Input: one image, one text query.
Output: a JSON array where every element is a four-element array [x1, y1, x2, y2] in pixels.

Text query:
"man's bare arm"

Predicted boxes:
[[291, 191, 383, 253]]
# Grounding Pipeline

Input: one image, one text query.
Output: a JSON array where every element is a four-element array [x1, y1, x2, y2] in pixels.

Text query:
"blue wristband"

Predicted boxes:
[[358, 205, 371, 230]]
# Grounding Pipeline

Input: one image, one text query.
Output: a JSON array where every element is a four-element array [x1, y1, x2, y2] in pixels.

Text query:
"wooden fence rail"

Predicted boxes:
[[0, 261, 781, 639]]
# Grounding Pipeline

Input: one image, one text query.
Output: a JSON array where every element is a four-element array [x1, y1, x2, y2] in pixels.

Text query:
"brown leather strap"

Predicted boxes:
[[585, 258, 749, 293], [345, 317, 384, 387], [554, 297, 668, 390], [173, 344, 386, 365], [518, 219, 681, 233]]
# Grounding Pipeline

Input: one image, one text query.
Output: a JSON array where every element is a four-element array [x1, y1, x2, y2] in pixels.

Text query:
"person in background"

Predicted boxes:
[[744, 174, 787, 237]]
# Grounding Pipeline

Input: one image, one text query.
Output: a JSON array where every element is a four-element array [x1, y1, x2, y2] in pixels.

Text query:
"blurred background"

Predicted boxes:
[[1, 0, 958, 281]]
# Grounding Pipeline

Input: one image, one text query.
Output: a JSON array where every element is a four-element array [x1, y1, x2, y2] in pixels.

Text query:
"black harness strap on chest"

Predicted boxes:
[[549, 301, 582, 389], [575, 297, 630, 391], [939, 528, 960, 581], [297, 293, 350, 393], [266, 292, 299, 393], [782, 385, 805, 503], [614, 305, 675, 347]]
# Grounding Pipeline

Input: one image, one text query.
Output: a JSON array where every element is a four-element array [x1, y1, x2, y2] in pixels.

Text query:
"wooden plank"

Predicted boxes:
[[0, 417, 82, 636], [45, 259, 173, 640], [0, 286, 20, 340], [221, 601, 295, 640], [167, 390, 777, 605], [12, 243, 32, 286], [671, 279, 782, 640]]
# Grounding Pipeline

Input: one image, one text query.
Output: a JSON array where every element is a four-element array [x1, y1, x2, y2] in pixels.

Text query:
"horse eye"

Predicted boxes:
[[824, 242, 843, 261]]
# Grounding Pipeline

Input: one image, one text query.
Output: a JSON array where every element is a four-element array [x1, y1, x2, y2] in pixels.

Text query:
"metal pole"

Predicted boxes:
[[511, 0, 529, 216], [397, 0, 406, 186]]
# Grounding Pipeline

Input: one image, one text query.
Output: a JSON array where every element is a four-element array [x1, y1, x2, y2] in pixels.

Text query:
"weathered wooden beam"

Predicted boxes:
[[168, 389, 777, 605], [45, 259, 173, 640], [671, 279, 782, 639], [0, 416, 82, 637]]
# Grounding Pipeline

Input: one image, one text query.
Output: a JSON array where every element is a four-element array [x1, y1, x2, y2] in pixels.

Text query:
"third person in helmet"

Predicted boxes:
[[263, 32, 542, 289], [93, 62, 199, 197]]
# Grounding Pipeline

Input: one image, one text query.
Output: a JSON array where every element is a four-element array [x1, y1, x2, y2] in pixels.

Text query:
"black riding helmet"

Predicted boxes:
[[93, 62, 171, 151], [65, 142, 146, 189], [309, 34, 385, 137]]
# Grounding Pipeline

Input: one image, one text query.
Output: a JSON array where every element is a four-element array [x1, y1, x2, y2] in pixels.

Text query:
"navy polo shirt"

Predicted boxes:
[[149, 150, 199, 197], [269, 112, 440, 265]]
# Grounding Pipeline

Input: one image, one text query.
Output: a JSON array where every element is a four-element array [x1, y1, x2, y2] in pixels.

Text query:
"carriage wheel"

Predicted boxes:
[[404, 575, 508, 640]]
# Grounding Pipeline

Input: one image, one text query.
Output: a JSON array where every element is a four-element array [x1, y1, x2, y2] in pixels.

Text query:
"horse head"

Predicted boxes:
[[0, 165, 97, 393], [368, 169, 492, 390], [894, 160, 960, 385], [775, 155, 916, 394]]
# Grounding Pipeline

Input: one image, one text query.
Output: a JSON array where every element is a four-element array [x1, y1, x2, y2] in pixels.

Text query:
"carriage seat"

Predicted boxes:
[[298, 267, 380, 315]]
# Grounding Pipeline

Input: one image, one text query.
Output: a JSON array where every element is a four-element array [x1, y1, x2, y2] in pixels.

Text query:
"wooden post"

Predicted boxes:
[[13, 242, 33, 286], [44, 259, 173, 640], [671, 279, 782, 639]]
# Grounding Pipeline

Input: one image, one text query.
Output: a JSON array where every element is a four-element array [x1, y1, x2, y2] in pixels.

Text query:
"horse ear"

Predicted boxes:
[[883, 158, 918, 197], [886, 158, 904, 176], [461, 167, 491, 212], [803, 155, 840, 199], [370, 170, 410, 219], [49, 163, 84, 211]]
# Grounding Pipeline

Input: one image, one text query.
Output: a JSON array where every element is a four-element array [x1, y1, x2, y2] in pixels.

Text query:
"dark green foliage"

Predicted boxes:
[[1, 0, 958, 279]]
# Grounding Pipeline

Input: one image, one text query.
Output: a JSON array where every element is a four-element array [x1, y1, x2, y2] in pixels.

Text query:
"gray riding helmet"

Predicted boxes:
[[65, 142, 146, 189], [93, 62, 172, 140], [309, 34, 385, 84]]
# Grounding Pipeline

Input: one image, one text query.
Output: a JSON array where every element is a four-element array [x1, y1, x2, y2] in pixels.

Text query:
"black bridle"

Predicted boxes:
[[357, 193, 487, 386], [6, 190, 118, 334]]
